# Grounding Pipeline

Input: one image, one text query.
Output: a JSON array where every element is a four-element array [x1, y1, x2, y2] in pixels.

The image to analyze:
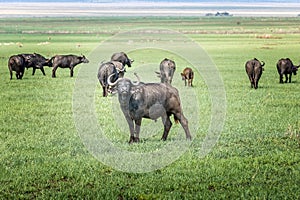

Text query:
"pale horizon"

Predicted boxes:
[[1, 1, 300, 17]]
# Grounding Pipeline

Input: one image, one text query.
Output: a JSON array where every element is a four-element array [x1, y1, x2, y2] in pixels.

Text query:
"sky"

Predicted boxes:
[[0, 0, 299, 2]]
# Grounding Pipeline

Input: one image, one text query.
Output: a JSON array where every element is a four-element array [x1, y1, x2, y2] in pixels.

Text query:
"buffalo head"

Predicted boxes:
[[80, 55, 89, 64], [107, 73, 140, 105]]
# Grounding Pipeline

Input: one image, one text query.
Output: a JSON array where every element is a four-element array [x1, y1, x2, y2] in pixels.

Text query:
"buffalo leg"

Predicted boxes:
[[40, 67, 46, 76], [9, 70, 13, 80], [288, 74, 292, 83], [176, 113, 192, 140], [70, 67, 74, 77], [189, 79, 193, 87], [134, 119, 142, 142], [285, 74, 288, 83], [254, 78, 259, 89], [52, 66, 58, 78], [102, 86, 107, 97], [248, 76, 254, 88], [32, 67, 36, 75], [279, 74, 283, 83], [161, 115, 172, 141], [124, 115, 135, 144]]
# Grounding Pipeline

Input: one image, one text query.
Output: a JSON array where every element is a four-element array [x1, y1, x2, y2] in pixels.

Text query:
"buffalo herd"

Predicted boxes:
[[8, 53, 89, 79], [7, 50, 299, 143]]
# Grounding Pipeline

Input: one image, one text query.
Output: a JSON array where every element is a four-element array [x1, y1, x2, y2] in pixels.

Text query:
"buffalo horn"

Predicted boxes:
[[132, 73, 140, 86], [116, 67, 125, 72], [107, 73, 121, 86]]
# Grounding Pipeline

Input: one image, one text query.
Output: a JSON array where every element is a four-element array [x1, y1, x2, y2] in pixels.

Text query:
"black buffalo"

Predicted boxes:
[[21, 53, 51, 76], [50, 54, 89, 78], [245, 58, 265, 89], [276, 58, 299, 83], [108, 73, 192, 143], [8, 54, 26, 80], [111, 52, 134, 68], [97, 61, 125, 97], [156, 58, 176, 84]]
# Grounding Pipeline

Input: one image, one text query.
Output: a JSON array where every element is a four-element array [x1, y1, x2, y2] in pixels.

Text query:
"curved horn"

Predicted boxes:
[[134, 72, 140, 82], [116, 67, 125, 72], [132, 72, 141, 86], [107, 73, 121, 87], [261, 61, 265, 67]]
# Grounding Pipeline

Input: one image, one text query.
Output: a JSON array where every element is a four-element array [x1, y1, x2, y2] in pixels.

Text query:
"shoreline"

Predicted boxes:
[[1, 2, 300, 18]]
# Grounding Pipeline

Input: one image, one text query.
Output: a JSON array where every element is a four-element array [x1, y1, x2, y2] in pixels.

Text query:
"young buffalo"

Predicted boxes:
[[181, 67, 194, 87]]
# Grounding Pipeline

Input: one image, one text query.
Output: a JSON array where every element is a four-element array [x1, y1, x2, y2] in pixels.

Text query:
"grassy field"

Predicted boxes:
[[0, 17, 300, 199]]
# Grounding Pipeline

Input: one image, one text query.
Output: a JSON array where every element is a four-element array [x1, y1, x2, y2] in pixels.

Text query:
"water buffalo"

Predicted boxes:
[[181, 67, 194, 87], [50, 54, 89, 78], [245, 58, 265, 89], [276, 58, 299, 83], [21, 53, 51, 76], [108, 73, 192, 143], [8, 54, 26, 80], [156, 58, 176, 84], [97, 61, 125, 97], [111, 52, 134, 68]]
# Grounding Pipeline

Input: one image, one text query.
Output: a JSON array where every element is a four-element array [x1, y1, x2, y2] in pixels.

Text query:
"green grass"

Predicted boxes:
[[0, 17, 300, 199]]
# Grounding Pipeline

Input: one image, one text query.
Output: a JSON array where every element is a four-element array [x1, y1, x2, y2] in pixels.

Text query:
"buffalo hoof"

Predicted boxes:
[[129, 136, 135, 144], [129, 136, 140, 144]]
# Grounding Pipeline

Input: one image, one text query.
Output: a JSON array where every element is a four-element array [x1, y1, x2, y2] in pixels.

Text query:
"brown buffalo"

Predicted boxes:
[[181, 67, 194, 87]]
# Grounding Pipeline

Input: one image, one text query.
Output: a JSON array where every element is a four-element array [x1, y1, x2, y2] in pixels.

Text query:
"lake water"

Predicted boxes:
[[1, 2, 300, 17]]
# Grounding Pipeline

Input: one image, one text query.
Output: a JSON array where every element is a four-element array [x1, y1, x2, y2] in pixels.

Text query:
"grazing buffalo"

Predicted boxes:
[[21, 53, 51, 76], [245, 58, 265, 89], [97, 61, 125, 97], [50, 54, 89, 78], [276, 58, 299, 83], [181, 67, 194, 87], [111, 52, 134, 68], [8, 54, 26, 80], [156, 58, 176, 84], [108, 73, 192, 143]]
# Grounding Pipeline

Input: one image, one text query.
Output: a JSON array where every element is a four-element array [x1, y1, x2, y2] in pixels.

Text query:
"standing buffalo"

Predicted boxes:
[[21, 53, 51, 76], [50, 54, 89, 78], [108, 73, 192, 143], [181, 67, 194, 87], [111, 52, 134, 68], [276, 58, 299, 83], [8, 54, 26, 80], [245, 58, 265, 89], [156, 58, 176, 84], [97, 61, 125, 97]]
